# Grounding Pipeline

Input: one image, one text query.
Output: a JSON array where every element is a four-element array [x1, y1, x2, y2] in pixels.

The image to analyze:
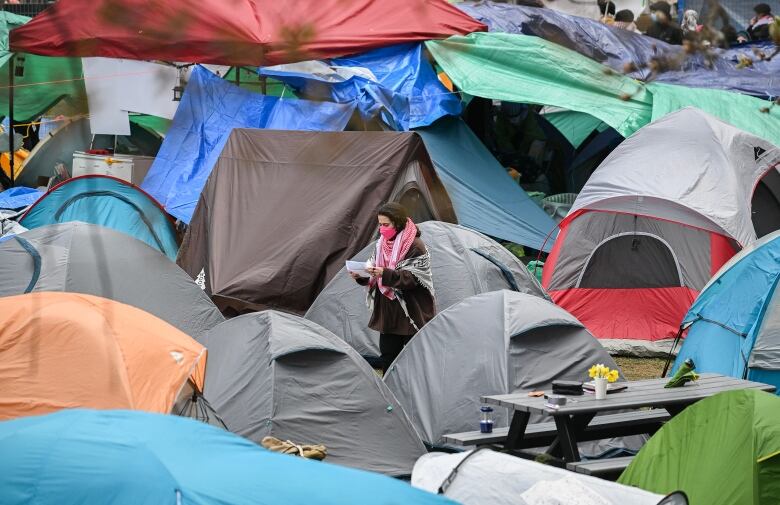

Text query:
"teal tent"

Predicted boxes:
[[20, 175, 178, 260], [0, 409, 455, 505], [416, 116, 556, 251]]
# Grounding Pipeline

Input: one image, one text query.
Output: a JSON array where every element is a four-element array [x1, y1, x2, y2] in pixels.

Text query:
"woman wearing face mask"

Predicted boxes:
[[350, 202, 436, 373]]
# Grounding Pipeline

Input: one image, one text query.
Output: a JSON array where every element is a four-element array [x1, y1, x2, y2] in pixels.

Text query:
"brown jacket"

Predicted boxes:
[[358, 237, 436, 335]]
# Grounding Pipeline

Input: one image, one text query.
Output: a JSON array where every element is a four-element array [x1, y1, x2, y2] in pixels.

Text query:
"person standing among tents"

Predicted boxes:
[[646, 1, 683, 45], [350, 203, 436, 373]]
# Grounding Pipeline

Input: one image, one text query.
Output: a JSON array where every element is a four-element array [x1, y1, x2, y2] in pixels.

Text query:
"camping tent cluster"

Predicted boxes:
[[1, 0, 779, 503]]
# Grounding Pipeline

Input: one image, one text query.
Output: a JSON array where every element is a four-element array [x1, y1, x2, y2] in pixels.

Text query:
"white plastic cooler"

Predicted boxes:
[[72, 151, 134, 182]]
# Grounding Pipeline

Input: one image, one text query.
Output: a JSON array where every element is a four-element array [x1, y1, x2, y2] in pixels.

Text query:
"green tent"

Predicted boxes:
[[427, 32, 780, 146], [619, 389, 780, 505]]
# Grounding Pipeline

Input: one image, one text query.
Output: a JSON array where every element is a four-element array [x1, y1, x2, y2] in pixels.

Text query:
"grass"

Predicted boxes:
[[614, 357, 668, 381]]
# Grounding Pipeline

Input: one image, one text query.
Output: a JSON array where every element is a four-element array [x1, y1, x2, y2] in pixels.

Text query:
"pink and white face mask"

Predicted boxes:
[[379, 225, 398, 240]]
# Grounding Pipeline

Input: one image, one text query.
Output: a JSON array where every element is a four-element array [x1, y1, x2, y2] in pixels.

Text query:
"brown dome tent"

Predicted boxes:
[[178, 128, 456, 315]]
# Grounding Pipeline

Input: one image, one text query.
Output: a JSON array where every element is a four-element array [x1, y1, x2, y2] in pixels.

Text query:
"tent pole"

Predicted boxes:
[[8, 54, 14, 188], [260, 76, 267, 95], [235, 66, 240, 87]]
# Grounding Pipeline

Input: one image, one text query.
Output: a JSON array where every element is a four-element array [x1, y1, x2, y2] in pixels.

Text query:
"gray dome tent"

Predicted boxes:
[[198, 310, 426, 476], [305, 221, 548, 359], [0, 222, 224, 340], [383, 290, 620, 445]]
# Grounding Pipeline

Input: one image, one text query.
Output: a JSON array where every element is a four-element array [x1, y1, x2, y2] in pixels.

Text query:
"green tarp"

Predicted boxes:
[[648, 82, 780, 147], [543, 110, 607, 148], [619, 389, 780, 505], [426, 33, 653, 137], [223, 67, 292, 97], [428, 32, 780, 146], [0, 12, 85, 121]]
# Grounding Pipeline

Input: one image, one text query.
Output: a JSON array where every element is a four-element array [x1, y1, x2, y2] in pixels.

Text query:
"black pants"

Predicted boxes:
[[379, 333, 413, 374]]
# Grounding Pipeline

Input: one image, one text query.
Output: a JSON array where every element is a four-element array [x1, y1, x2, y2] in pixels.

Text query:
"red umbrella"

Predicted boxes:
[[9, 0, 485, 66]]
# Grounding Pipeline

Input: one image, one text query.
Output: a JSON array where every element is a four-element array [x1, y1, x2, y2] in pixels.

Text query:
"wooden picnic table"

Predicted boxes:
[[482, 373, 776, 463]]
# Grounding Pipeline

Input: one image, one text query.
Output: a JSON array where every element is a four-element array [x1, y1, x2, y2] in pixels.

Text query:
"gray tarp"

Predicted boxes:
[[177, 128, 456, 316], [383, 290, 619, 445], [305, 221, 548, 358], [0, 222, 224, 340], [198, 310, 426, 476]]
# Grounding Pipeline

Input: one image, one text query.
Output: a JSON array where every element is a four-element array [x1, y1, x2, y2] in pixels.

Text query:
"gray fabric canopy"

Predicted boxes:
[[383, 290, 619, 445], [0, 222, 224, 340], [198, 310, 426, 476], [305, 221, 548, 358]]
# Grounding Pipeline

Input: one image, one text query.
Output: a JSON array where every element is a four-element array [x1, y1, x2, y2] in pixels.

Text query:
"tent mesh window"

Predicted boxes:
[[578, 234, 682, 289], [752, 170, 780, 239]]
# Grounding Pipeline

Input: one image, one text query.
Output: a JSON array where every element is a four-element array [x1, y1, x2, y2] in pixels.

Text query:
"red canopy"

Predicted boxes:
[[9, 0, 485, 66]]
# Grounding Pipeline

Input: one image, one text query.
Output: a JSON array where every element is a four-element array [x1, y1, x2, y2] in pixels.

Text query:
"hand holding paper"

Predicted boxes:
[[346, 260, 370, 278]]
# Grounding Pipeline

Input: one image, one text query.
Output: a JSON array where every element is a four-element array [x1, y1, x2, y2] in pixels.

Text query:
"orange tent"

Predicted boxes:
[[0, 292, 206, 421]]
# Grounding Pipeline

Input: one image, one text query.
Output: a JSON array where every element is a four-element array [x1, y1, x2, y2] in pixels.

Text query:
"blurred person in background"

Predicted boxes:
[[646, 1, 683, 44], [681, 9, 703, 36], [747, 3, 775, 41], [614, 9, 639, 32], [598, 0, 617, 24]]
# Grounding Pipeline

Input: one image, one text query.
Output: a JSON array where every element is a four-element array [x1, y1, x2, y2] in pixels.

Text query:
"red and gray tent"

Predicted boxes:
[[543, 108, 780, 355]]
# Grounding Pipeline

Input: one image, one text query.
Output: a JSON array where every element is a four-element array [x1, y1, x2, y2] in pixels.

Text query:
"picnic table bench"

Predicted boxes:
[[443, 409, 670, 448], [478, 374, 776, 463]]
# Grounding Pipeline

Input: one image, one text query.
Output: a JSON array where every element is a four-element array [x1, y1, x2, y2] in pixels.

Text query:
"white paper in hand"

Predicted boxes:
[[346, 260, 370, 278]]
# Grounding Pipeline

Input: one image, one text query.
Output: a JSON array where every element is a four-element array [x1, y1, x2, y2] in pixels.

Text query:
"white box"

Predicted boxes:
[[72, 151, 134, 182]]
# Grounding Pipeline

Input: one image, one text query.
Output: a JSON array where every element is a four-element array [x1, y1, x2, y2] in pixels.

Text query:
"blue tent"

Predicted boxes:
[[20, 175, 178, 260], [416, 116, 556, 251], [141, 66, 355, 224], [0, 187, 42, 210], [0, 409, 454, 505], [460, 1, 779, 99], [259, 43, 461, 131], [672, 230, 780, 392]]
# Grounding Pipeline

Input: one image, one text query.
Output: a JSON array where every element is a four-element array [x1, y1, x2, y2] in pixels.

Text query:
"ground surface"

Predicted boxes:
[[614, 357, 667, 381]]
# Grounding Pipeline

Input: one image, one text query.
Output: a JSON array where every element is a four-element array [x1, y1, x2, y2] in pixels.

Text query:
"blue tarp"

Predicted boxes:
[[0, 187, 41, 210], [416, 116, 557, 251], [259, 43, 461, 131], [458, 1, 677, 79], [658, 41, 780, 99], [460, 1, 780, 99], [141, 66, 355, 223], [673, 231, 780, 394], [0, 409, 456, 505], [19, 175, 179, 260]]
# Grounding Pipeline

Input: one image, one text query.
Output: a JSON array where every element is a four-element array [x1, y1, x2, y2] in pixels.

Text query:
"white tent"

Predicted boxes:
[[413, 450, 678, 505], [568, 107, 780, 246]]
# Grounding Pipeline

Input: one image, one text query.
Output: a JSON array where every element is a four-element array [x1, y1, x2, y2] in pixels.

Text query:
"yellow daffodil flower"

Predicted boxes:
[[607, 369, 619, 383]]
